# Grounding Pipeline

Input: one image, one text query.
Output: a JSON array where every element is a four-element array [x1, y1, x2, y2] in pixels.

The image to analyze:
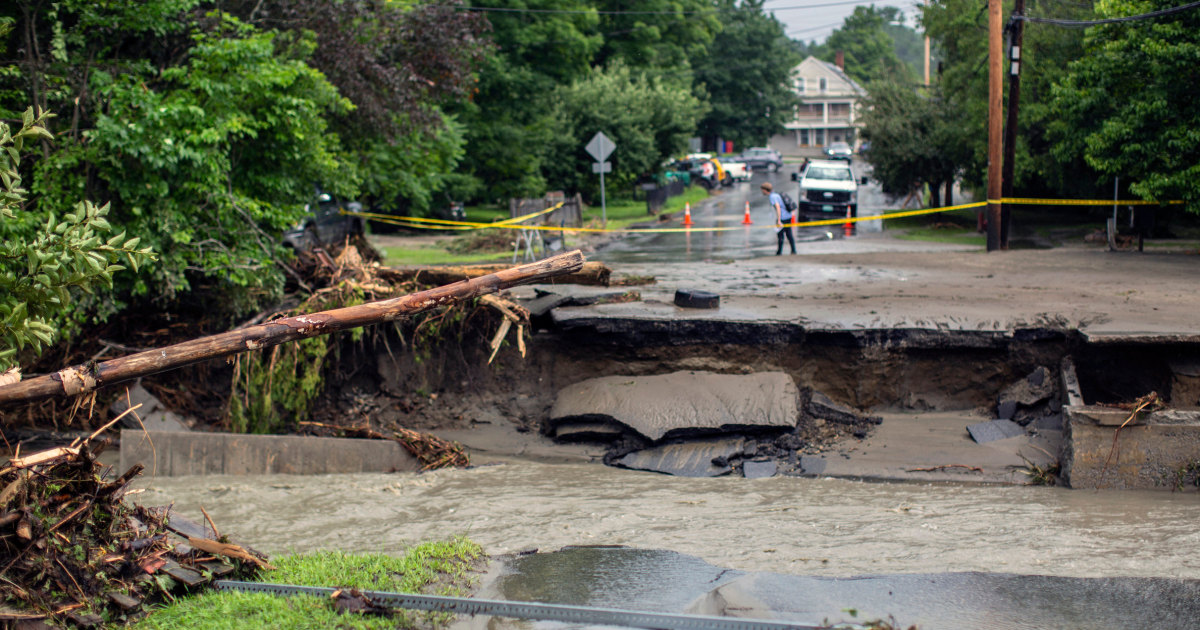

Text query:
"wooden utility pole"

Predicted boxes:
[[0, 251, 586, 405], [1001, 0, 1026, 250], [987, 0, 1004, 251]]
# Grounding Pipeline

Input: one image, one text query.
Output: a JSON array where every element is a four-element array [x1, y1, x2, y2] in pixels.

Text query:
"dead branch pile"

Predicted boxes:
[[299, 422, 469, 470], [0, 442, 264, 626]]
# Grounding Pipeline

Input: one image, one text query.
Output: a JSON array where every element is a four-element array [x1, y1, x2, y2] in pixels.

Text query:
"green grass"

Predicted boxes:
[[134, 538, 484, 630], [886, 208, 985, 245], [379, 243, 509, 265]]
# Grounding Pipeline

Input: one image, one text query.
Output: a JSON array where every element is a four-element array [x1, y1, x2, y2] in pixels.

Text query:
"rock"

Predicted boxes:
[[997, 399, 1018, 420], [673, 289, 720, 309], [999, 366, 1056, 407], [615, 438, 744, 477], [550, 371, 798, 442], [966, 419, 1025, 443], [109, 382, 190, 432], [743, 460, 777, 479]]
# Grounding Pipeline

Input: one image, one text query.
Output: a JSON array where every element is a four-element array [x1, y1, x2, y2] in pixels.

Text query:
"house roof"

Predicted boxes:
[[793, 56, 866, 98]]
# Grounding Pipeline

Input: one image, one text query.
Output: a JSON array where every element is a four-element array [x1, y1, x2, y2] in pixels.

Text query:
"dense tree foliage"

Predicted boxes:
[[1048, 0, 1200, 211], [823, 6, 911, 85], [692, 0, 799, 149]]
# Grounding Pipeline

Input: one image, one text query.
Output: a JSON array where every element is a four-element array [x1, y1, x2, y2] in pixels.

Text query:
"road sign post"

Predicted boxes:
[[585, 132, 615, 227]]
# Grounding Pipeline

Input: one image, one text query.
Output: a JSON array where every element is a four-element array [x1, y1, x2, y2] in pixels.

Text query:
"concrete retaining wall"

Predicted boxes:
[[1062, 407, 1200, 490], [119, 430, 422, 477]]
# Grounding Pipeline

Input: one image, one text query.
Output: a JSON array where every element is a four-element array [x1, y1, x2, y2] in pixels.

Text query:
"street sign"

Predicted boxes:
[[591, 161, 612, 174], [585, 132, 615, 163]]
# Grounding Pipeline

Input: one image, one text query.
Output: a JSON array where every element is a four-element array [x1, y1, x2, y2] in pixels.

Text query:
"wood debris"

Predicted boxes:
[[0, 441, 265, 624], [299, 422, 469, 470]]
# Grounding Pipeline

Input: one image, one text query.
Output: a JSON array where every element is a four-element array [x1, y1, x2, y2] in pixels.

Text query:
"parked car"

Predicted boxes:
[[720, 158, 752, 183], [282, 192, 365, 252], [790, 159, 857, 219], [736, 147, 783, 172], [823, 141, 854, 163]]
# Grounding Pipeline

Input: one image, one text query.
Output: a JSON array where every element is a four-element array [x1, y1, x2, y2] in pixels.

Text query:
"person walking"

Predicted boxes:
[[761, 182, 795, 255]]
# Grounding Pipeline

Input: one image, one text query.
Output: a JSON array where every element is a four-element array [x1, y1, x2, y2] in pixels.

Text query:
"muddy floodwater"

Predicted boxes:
[[133, 458, 1200, 579]]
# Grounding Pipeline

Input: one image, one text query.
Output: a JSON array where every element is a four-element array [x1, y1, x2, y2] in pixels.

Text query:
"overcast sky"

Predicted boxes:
[[764, 0, 922, 44]]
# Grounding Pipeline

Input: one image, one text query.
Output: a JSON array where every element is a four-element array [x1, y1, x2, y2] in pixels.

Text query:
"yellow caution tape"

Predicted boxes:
[[991, 198, 1185, 206], [343, 196, 1183, 234]]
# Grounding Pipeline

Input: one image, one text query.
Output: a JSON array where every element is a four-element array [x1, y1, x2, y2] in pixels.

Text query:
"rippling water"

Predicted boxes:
[[132, 458, 1200, 579]]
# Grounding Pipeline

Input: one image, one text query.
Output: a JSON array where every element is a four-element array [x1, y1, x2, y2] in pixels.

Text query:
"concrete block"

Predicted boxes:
[[798, 456, 826, 475], [119, 430, 421, 477], [743, 460, 777, 479], [966, 419, 1024, 443], [1169, 360, 1200, 410], [110, 382, 190, 432], [1062, 406, 1200, 489]]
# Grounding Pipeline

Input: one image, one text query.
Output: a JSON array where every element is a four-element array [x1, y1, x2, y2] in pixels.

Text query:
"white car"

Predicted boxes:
[[720, 159, 751, 184]]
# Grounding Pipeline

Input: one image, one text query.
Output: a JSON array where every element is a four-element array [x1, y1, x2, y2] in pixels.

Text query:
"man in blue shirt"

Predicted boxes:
[[761, 182, 795, 255]]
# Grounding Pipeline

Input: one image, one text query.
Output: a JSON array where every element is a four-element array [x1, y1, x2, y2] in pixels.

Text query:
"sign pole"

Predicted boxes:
[[585, 132, 616, 230], [600, 169, 607, 227]]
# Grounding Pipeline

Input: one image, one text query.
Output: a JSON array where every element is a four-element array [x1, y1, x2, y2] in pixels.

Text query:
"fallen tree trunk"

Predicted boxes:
[[0, 250, 585, 405], [381, 260, 611, 287]]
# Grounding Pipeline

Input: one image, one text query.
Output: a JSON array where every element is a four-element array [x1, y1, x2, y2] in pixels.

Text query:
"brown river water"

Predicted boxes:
[[132, 458, 1200, 580]]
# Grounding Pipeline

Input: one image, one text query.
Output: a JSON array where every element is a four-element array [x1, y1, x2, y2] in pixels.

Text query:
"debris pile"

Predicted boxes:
[[299, 421, 469, 470], [0, 440, 264, 626]]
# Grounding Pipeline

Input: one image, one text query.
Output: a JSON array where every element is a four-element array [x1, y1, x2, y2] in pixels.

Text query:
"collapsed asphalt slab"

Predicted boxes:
[[548, 371, 799, 442]]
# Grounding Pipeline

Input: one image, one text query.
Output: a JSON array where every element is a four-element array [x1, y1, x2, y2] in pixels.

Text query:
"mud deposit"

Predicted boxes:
[[132, 460, 1200, 580]]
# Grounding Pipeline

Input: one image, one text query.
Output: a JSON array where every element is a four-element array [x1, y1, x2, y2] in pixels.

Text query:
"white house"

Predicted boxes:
[[769, 54, 866, 156]]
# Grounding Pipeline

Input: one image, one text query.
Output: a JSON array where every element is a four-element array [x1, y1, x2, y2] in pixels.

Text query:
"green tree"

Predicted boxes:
[[0, 108, 153, 372], [31, 16, 354, 311], [858, 81, 965, 206], [692, 0, 799, 148], [1048, 0, 1200, 210], [542, 62, 706, 202], [824, 6, 911, 84]]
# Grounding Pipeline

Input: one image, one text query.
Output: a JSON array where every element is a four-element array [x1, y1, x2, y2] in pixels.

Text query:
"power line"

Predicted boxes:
[[441, 0, 884, 16], [1017, 0, 1200, 27]]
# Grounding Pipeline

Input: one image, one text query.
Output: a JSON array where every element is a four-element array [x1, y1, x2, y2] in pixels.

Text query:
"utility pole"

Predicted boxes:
[[986, 0, 1004, 252], [1000, 0, 1026, 251]]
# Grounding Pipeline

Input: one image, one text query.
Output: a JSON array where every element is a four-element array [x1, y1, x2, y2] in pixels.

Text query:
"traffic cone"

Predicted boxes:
[[843, 208, 854, 237], [741, 201, 753, 225], [682, 202, 694, 226]]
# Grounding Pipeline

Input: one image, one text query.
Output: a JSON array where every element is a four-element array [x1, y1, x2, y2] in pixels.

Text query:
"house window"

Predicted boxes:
[[819, 78, 827, 92], [797, 78, 805, 94], [814, 129, 825, 145], [799, 129, 809, 146], [828, 103, 850, 119]]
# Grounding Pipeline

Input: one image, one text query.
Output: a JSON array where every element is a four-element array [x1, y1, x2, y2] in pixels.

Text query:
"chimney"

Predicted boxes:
[[835, 50, 845, 71]]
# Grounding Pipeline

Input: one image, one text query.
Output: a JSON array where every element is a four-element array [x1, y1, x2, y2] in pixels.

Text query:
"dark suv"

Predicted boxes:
[[736, 147, 784, 172], [282, 193, 365, 252]]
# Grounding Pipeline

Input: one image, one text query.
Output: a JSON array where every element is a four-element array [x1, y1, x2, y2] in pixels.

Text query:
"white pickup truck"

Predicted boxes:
[[791, 159, 857, 218]]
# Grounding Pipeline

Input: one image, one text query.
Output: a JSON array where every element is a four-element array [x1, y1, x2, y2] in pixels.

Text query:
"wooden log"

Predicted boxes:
[[382, 260, 611, 287], [0, 251, 585, 405]]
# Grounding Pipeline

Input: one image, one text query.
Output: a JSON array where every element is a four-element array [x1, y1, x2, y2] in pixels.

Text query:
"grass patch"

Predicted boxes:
[[887, 208, 984, 245], [134, 538, 484, 630], [380, 242, 509, 266]]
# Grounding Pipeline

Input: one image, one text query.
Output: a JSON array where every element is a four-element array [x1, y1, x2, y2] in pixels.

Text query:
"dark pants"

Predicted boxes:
[[776, 225, 795, 255]]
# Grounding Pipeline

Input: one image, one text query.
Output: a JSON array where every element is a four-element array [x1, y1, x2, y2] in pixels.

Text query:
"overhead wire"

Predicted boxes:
[[1017, 0, 1200, 26]]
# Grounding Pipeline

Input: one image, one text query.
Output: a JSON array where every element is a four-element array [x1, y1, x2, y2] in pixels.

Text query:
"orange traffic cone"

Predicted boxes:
[[843, 208, 854, 237], [741, 201, 753, 225], [682, 202, 694, 226]]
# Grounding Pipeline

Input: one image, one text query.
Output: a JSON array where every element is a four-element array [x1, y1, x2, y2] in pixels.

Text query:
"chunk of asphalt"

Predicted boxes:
[[966, 419, 1025, 443], [999, 366, 1056, 406], [520, 292, 570, 317], [552, 419, 627, 443], [997, 399, 1018, 421], [743, 460, 778, 479], [615, 438, 744, 477], [673, 289, 720, 309], [110, 381, 190, 432], [808, 391, 874, 426], [550, 371, 799, 442]]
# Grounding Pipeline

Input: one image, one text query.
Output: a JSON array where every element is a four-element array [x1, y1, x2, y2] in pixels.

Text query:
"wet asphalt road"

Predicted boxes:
[[594, 161, 885, 264]]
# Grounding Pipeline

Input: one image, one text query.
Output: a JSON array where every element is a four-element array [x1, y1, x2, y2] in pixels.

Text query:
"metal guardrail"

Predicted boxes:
[[213, 580, 827, 630]]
